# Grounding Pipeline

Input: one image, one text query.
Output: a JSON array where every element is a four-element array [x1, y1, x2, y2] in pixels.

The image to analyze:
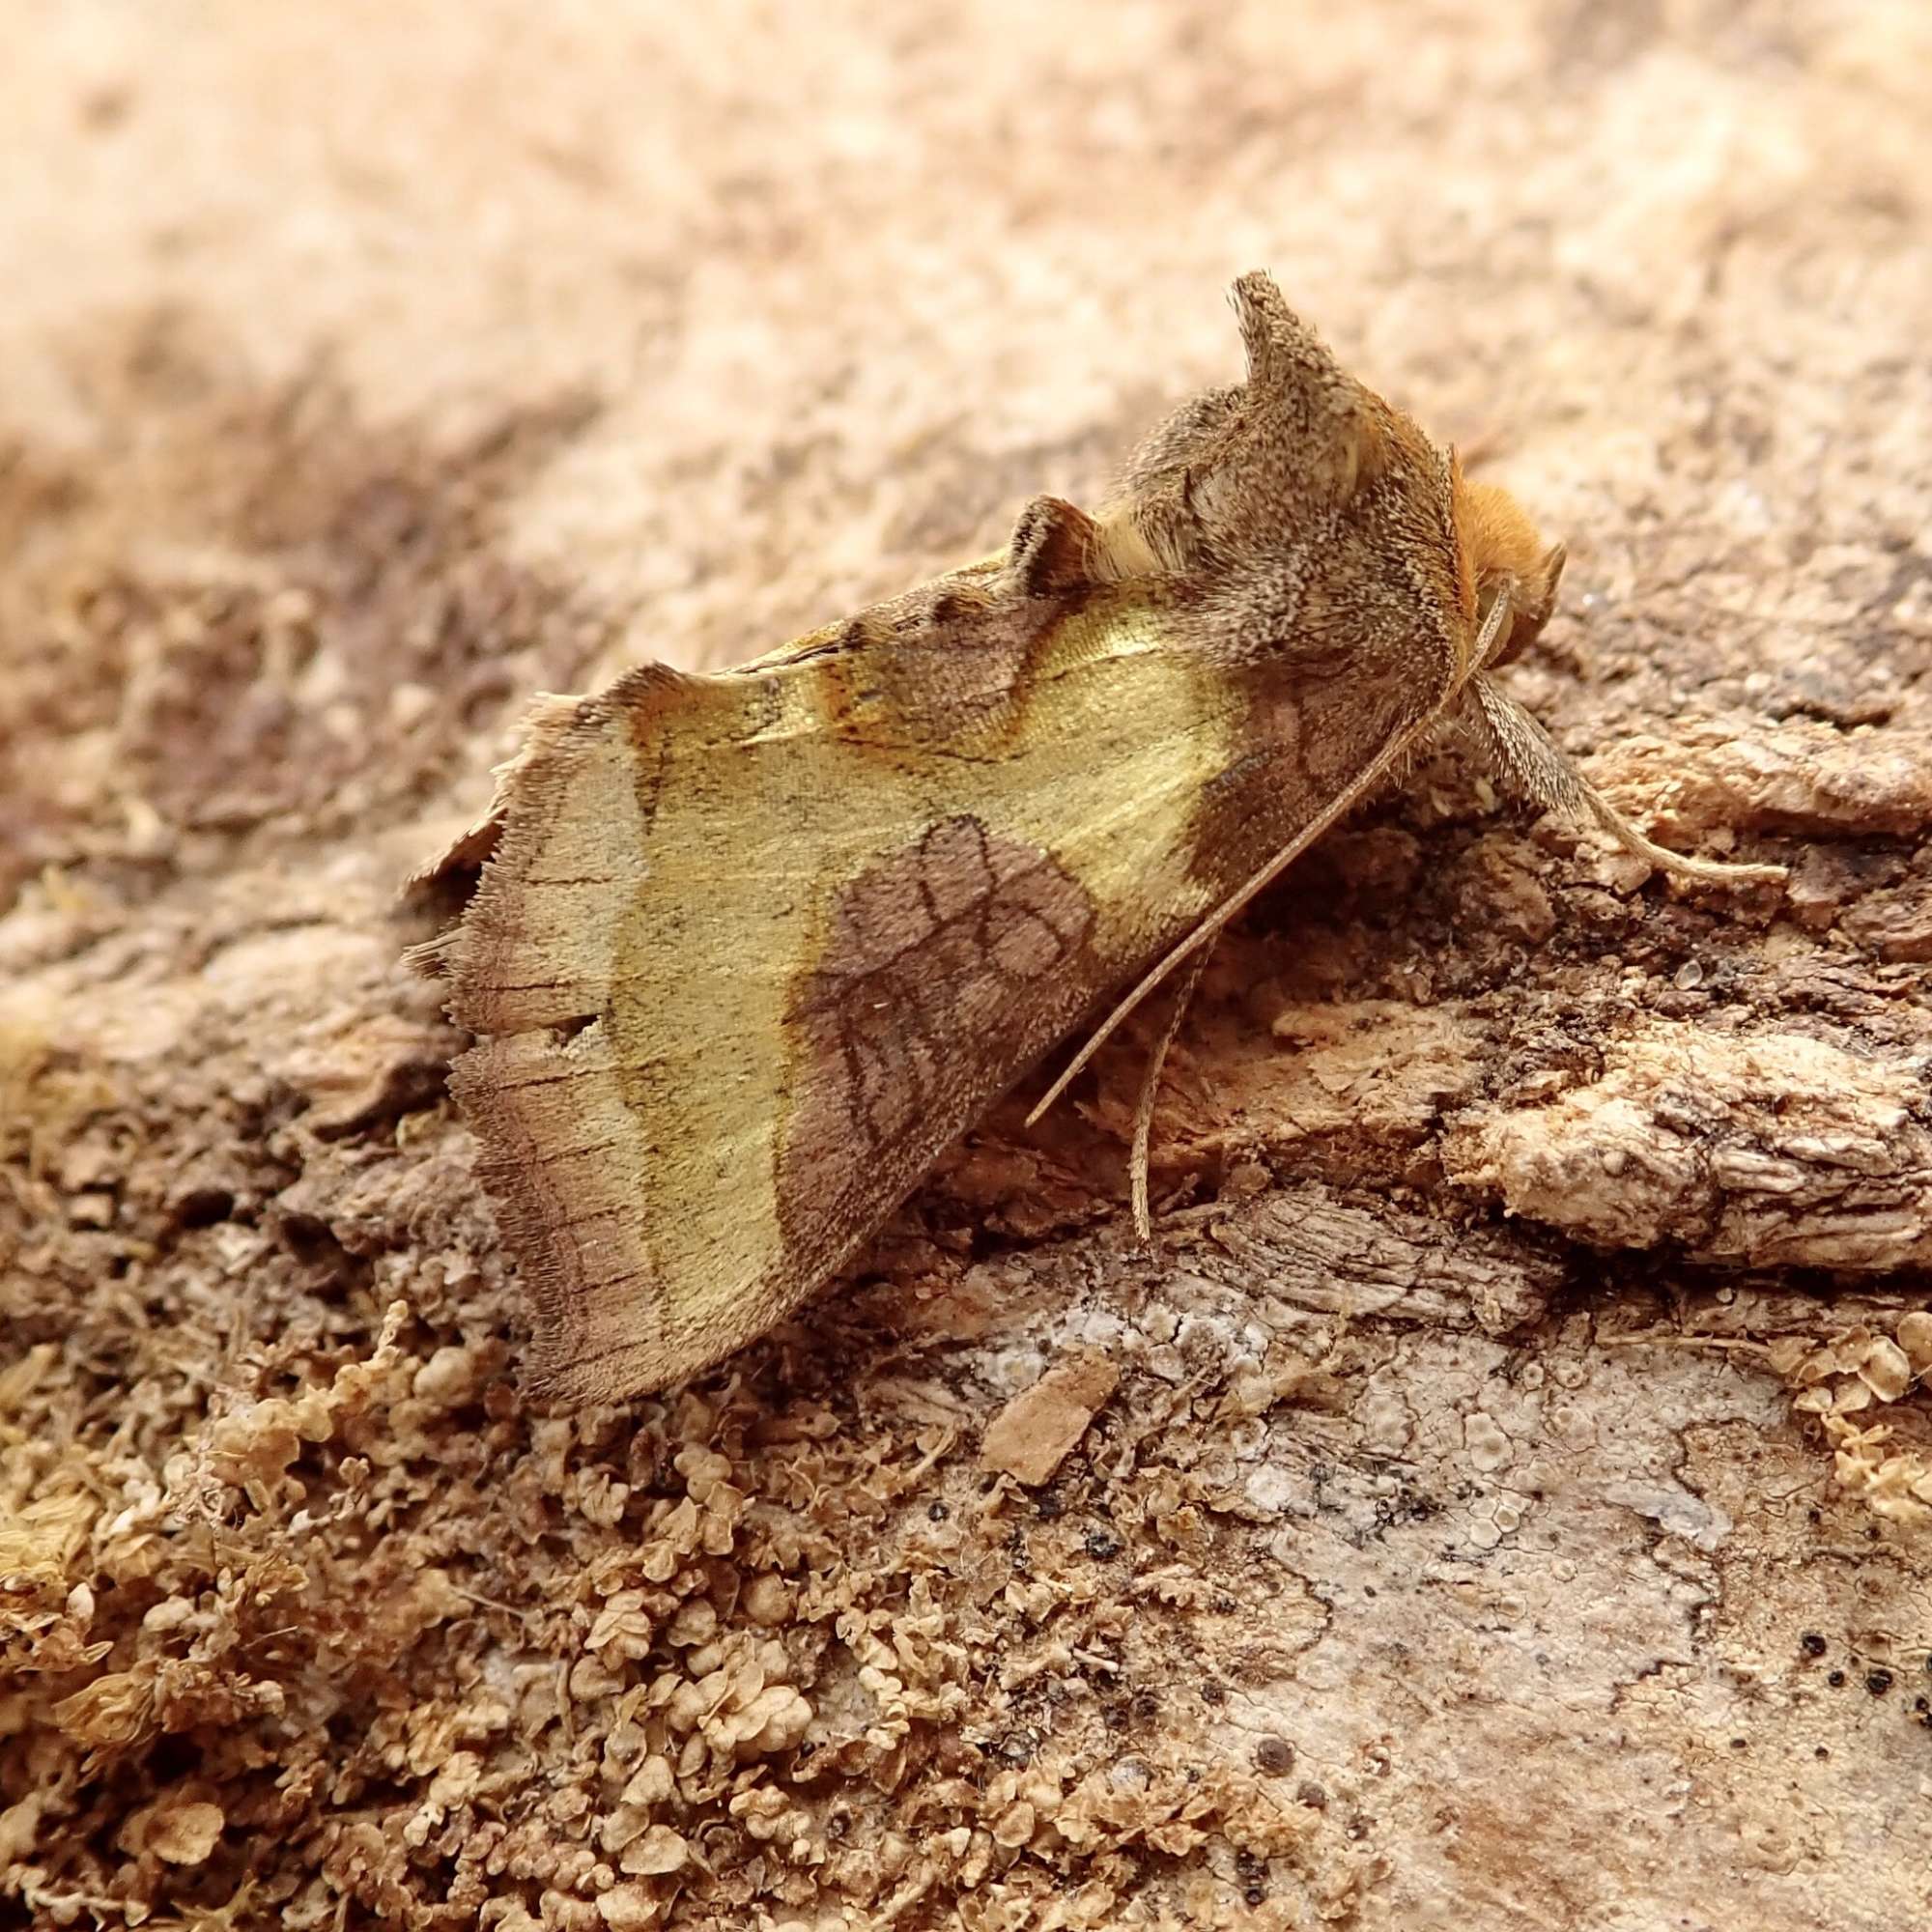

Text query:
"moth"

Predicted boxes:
[[412, 272, 1781, 1406]]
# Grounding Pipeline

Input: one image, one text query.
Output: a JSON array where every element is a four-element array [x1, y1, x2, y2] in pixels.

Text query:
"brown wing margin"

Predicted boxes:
[[409, 665, 724, 1402]]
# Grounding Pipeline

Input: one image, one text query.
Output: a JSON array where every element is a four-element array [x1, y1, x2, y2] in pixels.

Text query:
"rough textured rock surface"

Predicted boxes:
[[4, 4, 1930, 1928]]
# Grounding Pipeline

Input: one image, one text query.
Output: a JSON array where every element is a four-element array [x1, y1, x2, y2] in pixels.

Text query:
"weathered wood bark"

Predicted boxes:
[[3, 6, 1929, 1929]]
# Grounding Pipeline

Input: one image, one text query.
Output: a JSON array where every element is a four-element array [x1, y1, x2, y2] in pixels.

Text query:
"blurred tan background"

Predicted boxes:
[[7, 0, 1925, 668]]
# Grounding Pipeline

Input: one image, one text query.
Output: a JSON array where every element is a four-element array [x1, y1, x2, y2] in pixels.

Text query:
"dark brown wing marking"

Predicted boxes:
[[776, 816, 1095, 1245]]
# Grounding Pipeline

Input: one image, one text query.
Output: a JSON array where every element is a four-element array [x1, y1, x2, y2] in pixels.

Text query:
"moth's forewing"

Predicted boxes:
[[437, 571, 1442, 1403]]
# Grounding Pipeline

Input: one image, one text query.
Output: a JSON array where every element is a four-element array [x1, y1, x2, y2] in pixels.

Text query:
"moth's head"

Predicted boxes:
[[1111, 275, 1568, 695], [1452, 469, 1567, 670]]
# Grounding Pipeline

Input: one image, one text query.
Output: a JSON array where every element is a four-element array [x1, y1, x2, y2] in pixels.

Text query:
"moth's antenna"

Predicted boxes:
[[1028, 594, 1516, 1137], [1128, 947, 1211, 1241]]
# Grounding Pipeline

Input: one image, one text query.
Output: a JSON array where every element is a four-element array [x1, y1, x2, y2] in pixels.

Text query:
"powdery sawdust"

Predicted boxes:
[[5, 3, 1932, 1929], [1772, 1317, 1932, 1521]]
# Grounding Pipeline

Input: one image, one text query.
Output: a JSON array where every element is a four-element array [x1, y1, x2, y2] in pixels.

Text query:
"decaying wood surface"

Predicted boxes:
[[3, 5, 1929, 1928]]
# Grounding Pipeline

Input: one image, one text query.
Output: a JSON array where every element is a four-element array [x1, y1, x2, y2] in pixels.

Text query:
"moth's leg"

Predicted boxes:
[[1129, 945, 1212, 1243], [1459, 673, 1785, 887]]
